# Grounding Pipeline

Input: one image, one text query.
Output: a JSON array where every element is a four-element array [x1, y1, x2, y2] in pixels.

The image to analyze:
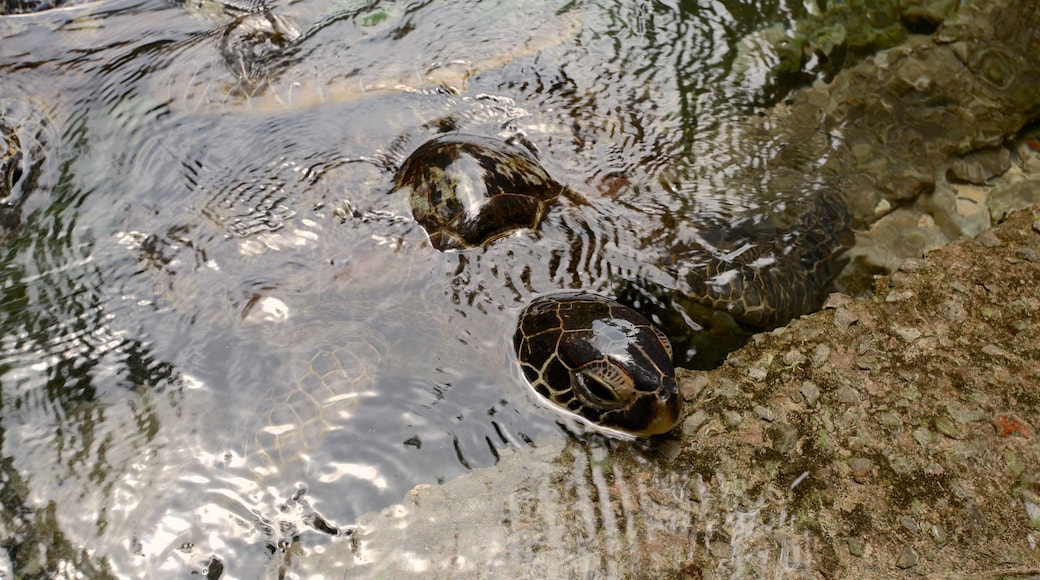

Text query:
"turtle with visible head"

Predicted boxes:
[[394, 133, 852, 436], [514, 292, 681, 436]]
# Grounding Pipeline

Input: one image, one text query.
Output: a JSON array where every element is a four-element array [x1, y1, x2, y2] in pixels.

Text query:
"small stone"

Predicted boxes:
[[811, 344, 831, 366], [885, 289, 915, 302], [878, 411, 903, 428], [753, 405, 776, 422], [679, 372, 710, 400], [1005, 450, 1024, 477], [768, 423, 800, 454], [935, 416, 965, 439], [938, 299, 966, 321], [833, 307, 860, 330], [977, 229, 1002, 247], [893, 326, 922, 342], [895, 546, 919, 569], [836, 386, 861, 405], [1033, 219, 1040, 235], [800, 381, 821, 406], [783, 349, 805, 366], [823, 293, 852, 309], [848, 457, 874, 484], [981, 344, 1006, 358], [681, 409, 710, 435], [1026, 502, 1040, 528], [659, 439, 683, 461], [913, 427, 936, 446], [747, 367, 768, 381], [899, 516, 919, 533], [931, 524, 948, 546], [714, 378, 742, 398], [946, 401, 987, 424], [847, 536, 866, 557], [722, 410, 743, 427], [899, 258, 927, 272], [1016, 247, 1040, 262]]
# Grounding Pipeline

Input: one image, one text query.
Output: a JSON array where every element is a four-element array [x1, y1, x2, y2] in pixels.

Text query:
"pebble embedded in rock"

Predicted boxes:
[[893, 326, 922, 342], [747, 367, 767, 381], [1016, 247, 1039, 262], [981, 344, 1006, 358], [679, 373, 710, 400], [1033, 219, 1040, 234], [836, 385, 862, 405], [885, 289, 915, 302], [800, 381, 821, 406], [722, 410, 743, 427], [811, 344, 831, 366], [913, 427, 936, 446], [847, 536, 866, 557], [977, 229, 1002, 247], [833, 307, 859, 330], [848, 457, 874, 484], [681, 409, 710, 435], [895, 546, 919, 569], [938, 299, 966, 321], [768, 423, 799, 454], [784, 349, 805, 365]]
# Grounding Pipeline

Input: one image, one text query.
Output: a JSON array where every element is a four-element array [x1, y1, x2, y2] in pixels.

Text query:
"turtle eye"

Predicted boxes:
[[575, 372, 619, 404], [573, 361, 634, 407]]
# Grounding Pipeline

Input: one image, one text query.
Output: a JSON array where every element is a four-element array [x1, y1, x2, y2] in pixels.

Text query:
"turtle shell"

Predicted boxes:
[[1, 119, 22, 199], [395, 134, 563, 251], [514, 293, 682, 436]]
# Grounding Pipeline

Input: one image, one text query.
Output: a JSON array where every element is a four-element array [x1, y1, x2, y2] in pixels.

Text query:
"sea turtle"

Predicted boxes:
[[0, 98, 53, 244], [396, 134, 564, 251], [514, 293, 681, 436], [1, 119, 20, 198], [393, 133, 852, 436]]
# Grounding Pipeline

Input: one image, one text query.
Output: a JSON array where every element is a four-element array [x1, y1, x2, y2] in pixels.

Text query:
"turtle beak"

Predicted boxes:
[[640, 390, 683, 436], [624, 383, 682, 437]]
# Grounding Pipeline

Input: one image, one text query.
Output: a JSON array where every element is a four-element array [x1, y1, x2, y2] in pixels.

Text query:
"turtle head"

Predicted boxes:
[[515, 294, 682, 437]]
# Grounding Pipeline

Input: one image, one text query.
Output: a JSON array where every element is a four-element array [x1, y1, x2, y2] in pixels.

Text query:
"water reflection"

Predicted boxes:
[[1, 0, 845, 576]]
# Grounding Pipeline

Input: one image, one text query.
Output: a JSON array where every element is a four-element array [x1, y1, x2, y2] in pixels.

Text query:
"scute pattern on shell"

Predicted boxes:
[[395, 134, 563, 250]]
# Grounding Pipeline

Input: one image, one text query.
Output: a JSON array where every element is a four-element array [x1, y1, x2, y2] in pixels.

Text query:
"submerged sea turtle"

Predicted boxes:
[[393, 134, 852, 436], [396, 134, 564, 251], [1, 119, 20, 198], [0, 98, 52, 244]]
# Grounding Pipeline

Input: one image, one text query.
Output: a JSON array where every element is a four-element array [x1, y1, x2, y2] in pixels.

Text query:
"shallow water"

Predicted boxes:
[[1, 0, 842, 576]]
